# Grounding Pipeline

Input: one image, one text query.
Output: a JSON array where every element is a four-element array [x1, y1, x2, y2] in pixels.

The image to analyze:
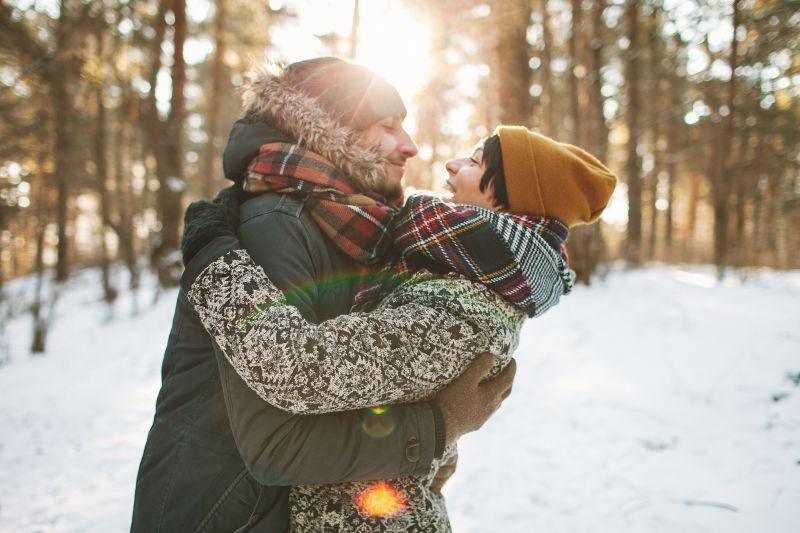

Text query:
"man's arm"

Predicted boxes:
[[181, 208, 442, 485], [217, 354, 439, 485]]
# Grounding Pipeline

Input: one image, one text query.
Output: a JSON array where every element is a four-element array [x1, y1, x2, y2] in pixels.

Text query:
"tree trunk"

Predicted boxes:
[[646, 7, 662, 261], [664, 106, 678, 252], [566, 0, 609, 286], [160, 0, 187, 264], [95, 82, 117, 305], [568, 0, 583, 145], [30, 184, 57, 354], [93, 27, 117, 305], [684, 172, 701, 260], [52, 1, 74, 282], [412, 5, 451, 190], [493, 0, 532, 125], [664, 33, 686, 254], [349, 0, 360, 60], [115, 83, 141, 295], [732, 126, 750, 265], [149, 0, 186, 287], [203, 0, 227, 198], [624, 0, 642, 265], [30, 220, 48, 354], [539, 0, 556, 136], [712, 0, 740, 276], [589, 0, 608, 161]]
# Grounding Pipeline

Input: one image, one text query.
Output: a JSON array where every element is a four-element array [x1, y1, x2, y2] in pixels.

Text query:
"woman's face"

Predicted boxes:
[[444, 145, 497, 210]]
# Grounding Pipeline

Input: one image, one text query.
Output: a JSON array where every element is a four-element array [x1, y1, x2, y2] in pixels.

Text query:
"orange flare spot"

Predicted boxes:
[[354, 481, 408, 518], [369, 406, 389, 415]]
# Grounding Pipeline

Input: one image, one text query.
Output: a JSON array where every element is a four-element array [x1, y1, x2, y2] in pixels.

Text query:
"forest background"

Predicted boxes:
[[1, 0, 798, 354]]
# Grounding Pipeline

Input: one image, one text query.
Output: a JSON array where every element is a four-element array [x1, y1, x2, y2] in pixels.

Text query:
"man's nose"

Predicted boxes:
[[398, 129, 418, 159]]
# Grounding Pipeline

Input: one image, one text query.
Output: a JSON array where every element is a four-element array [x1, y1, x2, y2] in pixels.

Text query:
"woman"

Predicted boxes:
[[184, 125, 614, 530]]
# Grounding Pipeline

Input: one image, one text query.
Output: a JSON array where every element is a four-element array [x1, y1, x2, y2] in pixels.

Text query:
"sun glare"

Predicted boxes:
[[353, 1, 434, 103], [269, 0, 434, 110], [354, 481, 408, 518]]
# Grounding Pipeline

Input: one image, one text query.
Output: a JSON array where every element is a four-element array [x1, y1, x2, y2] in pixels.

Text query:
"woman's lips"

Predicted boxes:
[[443, 180, 455, 201]]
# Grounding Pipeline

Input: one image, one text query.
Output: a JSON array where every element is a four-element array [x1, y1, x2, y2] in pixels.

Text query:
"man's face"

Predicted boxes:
[[357, 115, 419, 186]]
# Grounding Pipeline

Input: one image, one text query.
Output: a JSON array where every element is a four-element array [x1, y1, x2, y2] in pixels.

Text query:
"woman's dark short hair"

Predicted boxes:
[[479, 134, 509, 210]]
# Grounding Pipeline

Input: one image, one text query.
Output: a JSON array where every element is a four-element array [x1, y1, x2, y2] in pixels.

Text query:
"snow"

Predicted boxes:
[[1, 266, 799, 532]]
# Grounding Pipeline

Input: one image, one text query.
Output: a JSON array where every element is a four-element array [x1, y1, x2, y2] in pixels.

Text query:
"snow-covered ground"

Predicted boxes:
[[1, 266, 798, 532]]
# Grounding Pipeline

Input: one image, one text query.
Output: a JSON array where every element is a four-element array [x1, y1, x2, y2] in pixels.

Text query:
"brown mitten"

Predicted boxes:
[[434, 354, 516, 445]]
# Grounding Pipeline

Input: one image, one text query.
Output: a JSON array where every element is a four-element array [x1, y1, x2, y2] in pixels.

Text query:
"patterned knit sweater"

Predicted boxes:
[[186, 205, 573, 532]]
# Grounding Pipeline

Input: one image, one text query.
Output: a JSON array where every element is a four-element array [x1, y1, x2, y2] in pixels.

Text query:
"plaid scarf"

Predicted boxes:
[[245, 143, 399, 265], [355, 195, 572, 317]]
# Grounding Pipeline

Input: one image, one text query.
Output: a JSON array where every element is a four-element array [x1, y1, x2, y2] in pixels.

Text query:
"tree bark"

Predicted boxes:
[[732, 125, 750, 265], [712, 0, 740, 276], [663, 34, 686, 253], [412, 4, 451, 190], [567, 0, 609, 285], [493, 0, 532, 125], [539, 0, 556, 136], [589, 0, 608, 161], [624, 0, 642, 264], [684, 171, 701, 261], [30, 219, 48, 354], [349, 0, 360, 59], [147, 0, 186, 287], [95, 81, 117, 304], [113, 78, 142, 295], [568, 0, 583, 145], [52, 0, 74, 282], [646, 6, 662, 261], [203, 0, 226, 198], [30, 184, 57, 354], [92, 26, 117, 305]]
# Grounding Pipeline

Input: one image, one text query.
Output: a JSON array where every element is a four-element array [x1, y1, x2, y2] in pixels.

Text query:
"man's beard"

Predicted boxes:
[[373, 173, 404, 204]]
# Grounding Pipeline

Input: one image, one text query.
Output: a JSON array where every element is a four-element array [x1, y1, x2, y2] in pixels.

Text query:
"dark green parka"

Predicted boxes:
[[130, 67, 443, 533]]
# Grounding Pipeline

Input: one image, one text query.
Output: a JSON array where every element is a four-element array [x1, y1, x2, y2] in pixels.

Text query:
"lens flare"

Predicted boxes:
[[354, 481, 408, 519], [361, 407, 396, 438]]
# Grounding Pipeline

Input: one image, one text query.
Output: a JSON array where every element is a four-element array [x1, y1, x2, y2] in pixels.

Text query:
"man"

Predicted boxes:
[[131, 58, 514, 532]]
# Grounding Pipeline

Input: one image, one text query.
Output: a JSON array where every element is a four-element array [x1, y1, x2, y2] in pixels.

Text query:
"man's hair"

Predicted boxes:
[[479, 134, 509, 210]]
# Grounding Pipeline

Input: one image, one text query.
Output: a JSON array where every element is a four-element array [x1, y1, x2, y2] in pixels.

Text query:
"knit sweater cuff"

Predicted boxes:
[[180, 236, 241, 292], [428, 400, 447, 459]]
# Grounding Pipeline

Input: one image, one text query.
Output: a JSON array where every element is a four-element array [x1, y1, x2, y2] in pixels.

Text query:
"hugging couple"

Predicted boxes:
[[131, 57, 616, 532]]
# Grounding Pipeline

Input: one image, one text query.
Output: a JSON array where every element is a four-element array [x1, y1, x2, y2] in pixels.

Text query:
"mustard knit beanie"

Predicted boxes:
[[494, 126, 617, 227]]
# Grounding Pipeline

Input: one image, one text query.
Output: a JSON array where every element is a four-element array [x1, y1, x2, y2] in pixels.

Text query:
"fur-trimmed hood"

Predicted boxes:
[[223, 64, 400, 200]]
